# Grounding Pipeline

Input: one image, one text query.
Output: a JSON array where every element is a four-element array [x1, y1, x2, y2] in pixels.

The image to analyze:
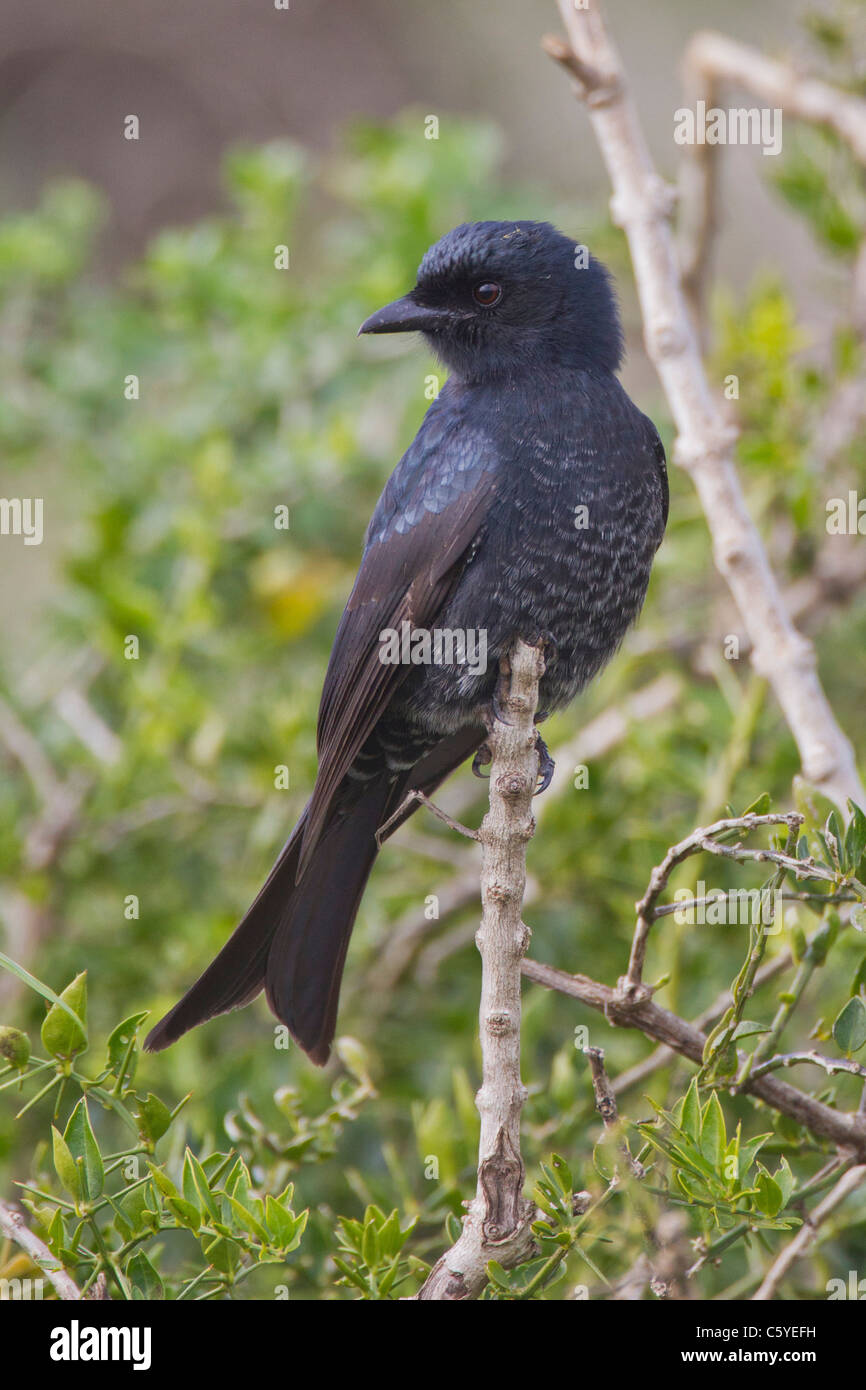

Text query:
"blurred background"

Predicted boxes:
[[1, 0, 865, 1300], [0, 0, 856, 638]]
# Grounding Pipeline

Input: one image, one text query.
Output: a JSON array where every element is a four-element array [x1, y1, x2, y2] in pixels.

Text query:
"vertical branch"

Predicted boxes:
[[416, 639, 543, 1300], [545, 0, 865, 813]]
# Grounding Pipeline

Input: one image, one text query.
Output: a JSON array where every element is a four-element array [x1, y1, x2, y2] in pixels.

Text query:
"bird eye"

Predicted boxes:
[[472, 281, 502, 307]]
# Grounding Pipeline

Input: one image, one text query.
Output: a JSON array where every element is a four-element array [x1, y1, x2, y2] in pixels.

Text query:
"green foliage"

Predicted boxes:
[[2, 967, 309, 1298], [638, 1079, 796, 1235], [332, 1206, 421, 1298], [1, 96, 865, 1301]]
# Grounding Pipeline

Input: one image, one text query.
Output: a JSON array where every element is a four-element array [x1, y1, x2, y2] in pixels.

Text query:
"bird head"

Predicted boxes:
[[358, 220, 623, 381]]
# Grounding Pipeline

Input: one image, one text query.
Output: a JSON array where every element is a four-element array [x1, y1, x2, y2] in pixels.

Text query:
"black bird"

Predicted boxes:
[[145, 220, 667, 1064]]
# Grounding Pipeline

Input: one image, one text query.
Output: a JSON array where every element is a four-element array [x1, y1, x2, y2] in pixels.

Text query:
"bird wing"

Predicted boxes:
[[298, 396, 496, 875]]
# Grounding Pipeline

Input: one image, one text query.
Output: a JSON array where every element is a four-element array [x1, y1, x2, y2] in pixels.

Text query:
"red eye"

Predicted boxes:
[[472, 281, 502, 306]]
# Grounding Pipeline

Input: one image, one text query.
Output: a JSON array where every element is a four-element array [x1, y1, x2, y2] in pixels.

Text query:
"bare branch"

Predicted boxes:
[[612, 949, 792, 1098], [521, 956, 866, 1157], [0, 694, 60, 804], [416, 640, 544, 1300], [586, 1045, 619, 1129], [53, 688, 122, 765], [750, 1051, 866, 1083], [549, 0, 865, 812], [624, 811, 803, 997], [685, 31, 866, 164]]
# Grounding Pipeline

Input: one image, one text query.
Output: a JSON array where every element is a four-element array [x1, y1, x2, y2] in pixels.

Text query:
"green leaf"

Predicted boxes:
[[184, 1149, 221, 1223], [668, 1141, 723, 1187], [377, 1210, 402, 1258], [181, 1150, 202, 1214], [0, 954, 87, 1038], [754, 1169, 784, 1218], [40, 972, 88, 1060], [738, 1133, 772, 1180], [791, 925, 807, 963], [377, 1256, 403, 1298], [128, 1250, 164, 1300], [135, 1093, 172, 1145], [146, 1162, 179, 1200], [51, 1125, 81, 1201], [741, 793, 771, 817], [824, 812, 844, 870], [166, 1196, 201, 1232], [549, 1153, 573, 1193], [63, 1099, 104, 1201], [700, 1092, 726, 1168], [203, 1234, 237, 1276], [226, 1194, 268, 1242], [45, 1207, 67, 1256], [729, 1020, 770, 1040], [265, 1194, 302, 1249], [332, 1255, 369, 1293], [361, 1220, 381, 1269], [681, 1078, 702, 1143], [833, 996, 866, 1055], [773, 1156, 795, 1207], [845, 801, 866, 870], [486, 1260, 516, 1290], [105, 1012, 148, 1080], [807, 913, 840, 966]]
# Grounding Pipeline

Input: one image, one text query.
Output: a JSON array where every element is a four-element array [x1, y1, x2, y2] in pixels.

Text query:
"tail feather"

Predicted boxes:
[[144, 725, 486, 1062], [143, 810, 310, 1053], [266, 778, 395, 1063]]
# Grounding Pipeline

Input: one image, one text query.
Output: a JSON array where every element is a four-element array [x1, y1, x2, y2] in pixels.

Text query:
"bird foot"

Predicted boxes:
[[534, 732, 555, 795], [480, 690, 512, 735], [530, 629, 558, 665], [472, 743, 492, 779]]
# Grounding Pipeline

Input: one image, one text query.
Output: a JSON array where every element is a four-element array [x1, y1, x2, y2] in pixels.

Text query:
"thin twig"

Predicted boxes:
[[624, 812, 803, 997], [586, 1046, 644, 1179], [375, 789, 478, 847], [749, 1051, 866, 1082]]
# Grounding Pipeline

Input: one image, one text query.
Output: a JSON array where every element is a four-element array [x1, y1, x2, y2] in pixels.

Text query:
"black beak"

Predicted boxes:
[[358, 293, 452, 336]]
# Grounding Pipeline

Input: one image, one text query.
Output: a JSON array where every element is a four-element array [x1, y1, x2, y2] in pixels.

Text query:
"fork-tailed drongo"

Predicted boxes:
[[145, 220, 668, 1064]]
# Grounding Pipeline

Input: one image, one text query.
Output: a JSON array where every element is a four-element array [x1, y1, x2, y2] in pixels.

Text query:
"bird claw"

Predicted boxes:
[[532, 629, 559, 665], [472, 743, 492, 779], [534, 733, 555, 795], [491, 689, 512, 726], [481, 690, 512, 732]]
